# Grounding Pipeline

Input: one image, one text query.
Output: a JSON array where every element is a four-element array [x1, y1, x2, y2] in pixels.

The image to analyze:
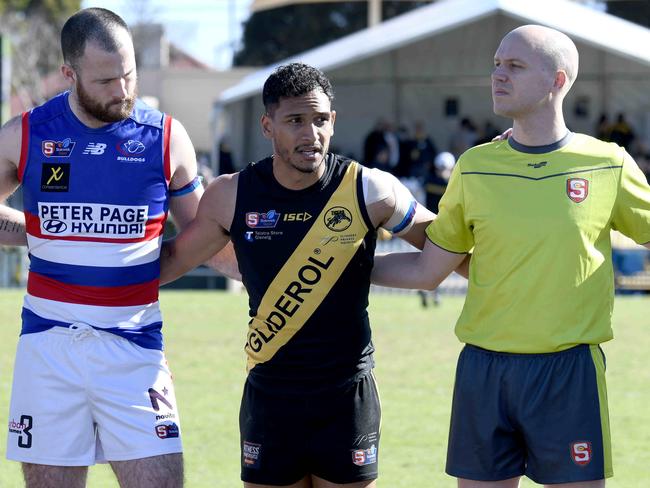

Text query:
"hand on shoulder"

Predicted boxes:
[[492, 127, 513, 141]]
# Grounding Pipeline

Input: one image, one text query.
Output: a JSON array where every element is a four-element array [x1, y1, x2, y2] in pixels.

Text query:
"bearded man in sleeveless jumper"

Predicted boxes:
[[160, 63, 446, 488], [0, 8, 213, 488]]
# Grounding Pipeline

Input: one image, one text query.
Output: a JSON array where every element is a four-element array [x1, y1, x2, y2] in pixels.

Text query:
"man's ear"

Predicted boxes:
[[261, 113, 273, 140], [61, 63, 76, 86], [553, 70, 568, 91]]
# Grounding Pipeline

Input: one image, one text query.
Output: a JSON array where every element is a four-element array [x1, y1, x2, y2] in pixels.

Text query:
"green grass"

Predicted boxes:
[[0, 291, 649, 487]]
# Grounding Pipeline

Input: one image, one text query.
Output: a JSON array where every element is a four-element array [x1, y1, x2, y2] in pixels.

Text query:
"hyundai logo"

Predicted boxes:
[[42, 220, 67, 234]]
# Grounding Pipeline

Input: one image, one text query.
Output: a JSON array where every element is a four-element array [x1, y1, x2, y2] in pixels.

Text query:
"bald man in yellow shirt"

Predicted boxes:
[[373, 25, 650, 488]]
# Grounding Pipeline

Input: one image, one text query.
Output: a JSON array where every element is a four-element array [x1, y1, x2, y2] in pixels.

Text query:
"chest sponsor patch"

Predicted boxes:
[[567, 178, 588, 203], [527, 161, 548, 168], [324, 206, 353, 231], [117, 139, 147, 162], [40, 163, 70, 192], [282, 212, 312, 222], [38, 202, 148, 239], [246, 210, 280, 228], [82, 142, 107, 155], [118, 139, 146, 155], [42, 139, 75, 157]]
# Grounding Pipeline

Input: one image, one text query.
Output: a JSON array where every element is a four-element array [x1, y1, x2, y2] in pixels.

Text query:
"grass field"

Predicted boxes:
[[0, 290, 649, 487]]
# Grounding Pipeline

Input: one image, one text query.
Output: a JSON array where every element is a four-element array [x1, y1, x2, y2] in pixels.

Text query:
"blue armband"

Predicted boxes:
[[170, 176, 202, 197], [390, 200, 417, 234]]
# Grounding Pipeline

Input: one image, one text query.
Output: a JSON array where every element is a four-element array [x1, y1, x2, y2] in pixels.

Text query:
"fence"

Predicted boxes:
[[370, 236, 468, 295], [1, 238, 646, 295]]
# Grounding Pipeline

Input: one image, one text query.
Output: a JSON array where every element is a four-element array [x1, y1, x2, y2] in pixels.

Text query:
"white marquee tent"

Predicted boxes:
[[215, 0, 650, 168]]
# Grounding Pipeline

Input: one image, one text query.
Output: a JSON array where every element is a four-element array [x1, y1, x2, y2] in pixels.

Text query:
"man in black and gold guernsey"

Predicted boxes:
[[160, 63, 438, 488], [373, 25, 650, 488]]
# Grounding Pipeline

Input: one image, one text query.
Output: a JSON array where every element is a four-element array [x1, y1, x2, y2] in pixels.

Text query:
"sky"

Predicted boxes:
[[81, 0, 253, 70], [79, 1, 608, 70]]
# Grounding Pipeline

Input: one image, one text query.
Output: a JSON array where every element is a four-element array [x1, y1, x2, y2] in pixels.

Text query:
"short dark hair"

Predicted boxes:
[[262, 63, 334, 114], [61, 8, 131, 69]]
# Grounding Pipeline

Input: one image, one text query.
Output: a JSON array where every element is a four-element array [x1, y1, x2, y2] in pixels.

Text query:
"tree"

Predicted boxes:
[[606, 0, 650, 28], [0, 0, 81, 108], [234, 1, 432, 66]]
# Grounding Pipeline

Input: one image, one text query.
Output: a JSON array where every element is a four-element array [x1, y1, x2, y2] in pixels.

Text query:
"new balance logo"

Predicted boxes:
[[83, 142, 107, 155]]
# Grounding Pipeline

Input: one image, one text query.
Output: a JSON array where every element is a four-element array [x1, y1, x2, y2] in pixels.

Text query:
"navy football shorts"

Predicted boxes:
[[446, 344, 612, 484], [239, 372, 381, 486]]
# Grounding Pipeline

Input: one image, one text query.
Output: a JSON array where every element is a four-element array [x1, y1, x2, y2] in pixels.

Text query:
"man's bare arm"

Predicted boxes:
[[167, 118, 203, 231], [0, 115, 26, 246], [166, 118, 239, 279], [161, 175, 235, 285], [363, 168, 469, 277], [204, 241, 241, 281], [382, 200, 435, 251], [455, 253, 471, 279], [372, 239, 466, 290]]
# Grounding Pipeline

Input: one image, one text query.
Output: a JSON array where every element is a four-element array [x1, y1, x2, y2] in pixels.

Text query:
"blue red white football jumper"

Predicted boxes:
[[18, 92, 172, 350]]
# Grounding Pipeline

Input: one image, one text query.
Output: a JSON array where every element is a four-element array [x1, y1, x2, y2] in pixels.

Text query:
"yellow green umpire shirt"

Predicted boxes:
[[426, 133, 650, 353]]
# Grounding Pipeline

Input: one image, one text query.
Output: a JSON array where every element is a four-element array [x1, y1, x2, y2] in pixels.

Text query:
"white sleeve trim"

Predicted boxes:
[[361, 166, 417, 235]]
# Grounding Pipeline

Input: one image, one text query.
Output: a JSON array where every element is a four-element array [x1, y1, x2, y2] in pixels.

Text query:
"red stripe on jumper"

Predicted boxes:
[[163, 115, 172, 185], [27, 272, 159, 307]]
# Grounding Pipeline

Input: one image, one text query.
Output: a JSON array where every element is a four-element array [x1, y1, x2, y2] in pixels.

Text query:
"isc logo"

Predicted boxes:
[[283, 212, 312, 222]]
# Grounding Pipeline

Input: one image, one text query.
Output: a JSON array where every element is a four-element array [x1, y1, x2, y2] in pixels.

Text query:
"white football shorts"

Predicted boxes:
[[6, 324, 183, 465]]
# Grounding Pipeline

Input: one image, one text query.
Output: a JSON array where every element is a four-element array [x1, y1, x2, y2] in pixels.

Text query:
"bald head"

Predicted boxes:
[[503, 25, 579, 90]]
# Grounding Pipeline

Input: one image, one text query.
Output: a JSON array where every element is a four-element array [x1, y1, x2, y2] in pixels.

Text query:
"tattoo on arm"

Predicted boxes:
[[0, 219, 24, 233]]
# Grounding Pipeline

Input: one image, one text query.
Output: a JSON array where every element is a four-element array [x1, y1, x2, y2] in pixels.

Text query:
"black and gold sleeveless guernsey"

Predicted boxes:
[[230, 153, 377, 395]]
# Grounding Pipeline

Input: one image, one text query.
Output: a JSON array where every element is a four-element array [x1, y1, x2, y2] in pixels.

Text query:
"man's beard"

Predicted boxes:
[[76, 79, 136, 123]]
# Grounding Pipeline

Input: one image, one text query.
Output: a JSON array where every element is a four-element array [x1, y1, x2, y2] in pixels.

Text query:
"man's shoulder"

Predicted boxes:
[[566, 133, 625, 161], [455, 140, 507, 169], [463, 139, 503, 156], [203, 173, 239, 208], [29, 92, 69, 125], [194, 173, 238, 230], [243, 156, 272, 175], [0, 114, 24, 168], [130, 98, 165, 129], [1, 114, 23, 133], [328, 152, 361, 171], [212, 172, 239, 192]]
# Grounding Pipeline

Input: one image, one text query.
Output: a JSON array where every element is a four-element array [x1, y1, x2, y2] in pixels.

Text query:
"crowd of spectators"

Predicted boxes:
[[361, 116, 499, 212], [595, 112, 650, 182], [210, 112, 650, 194]]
